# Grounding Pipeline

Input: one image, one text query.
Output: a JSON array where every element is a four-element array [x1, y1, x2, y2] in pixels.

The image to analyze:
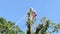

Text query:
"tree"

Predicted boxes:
[[26, 8, 60, 34], [0, 17, 23, 34], [0, 8, 60, 34]]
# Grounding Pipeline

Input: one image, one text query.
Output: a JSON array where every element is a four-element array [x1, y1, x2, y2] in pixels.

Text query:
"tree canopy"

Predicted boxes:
[[0, 8, 60, 34], [0, 17, 22, 34]]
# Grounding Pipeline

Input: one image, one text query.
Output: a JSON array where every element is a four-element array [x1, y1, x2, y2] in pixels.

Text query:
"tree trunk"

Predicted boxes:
[[27, 24, 31, 34]]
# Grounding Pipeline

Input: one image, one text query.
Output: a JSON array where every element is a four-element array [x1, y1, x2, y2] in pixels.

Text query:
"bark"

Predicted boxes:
[[27, 24, 31, 34]]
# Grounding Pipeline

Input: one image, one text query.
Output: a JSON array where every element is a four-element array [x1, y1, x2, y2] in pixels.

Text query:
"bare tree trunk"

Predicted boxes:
[[27, 24, 31, 34]]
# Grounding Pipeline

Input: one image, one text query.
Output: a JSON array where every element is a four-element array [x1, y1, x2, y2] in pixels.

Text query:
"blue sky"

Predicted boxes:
[[0, 0, 60, 34]]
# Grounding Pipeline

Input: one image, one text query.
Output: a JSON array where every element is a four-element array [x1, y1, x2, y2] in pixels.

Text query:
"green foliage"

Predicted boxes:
[[0, 17, 22, 34]]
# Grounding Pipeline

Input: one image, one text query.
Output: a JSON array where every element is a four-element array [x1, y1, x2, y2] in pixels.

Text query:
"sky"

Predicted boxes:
[[0, 0, 60, 34]]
